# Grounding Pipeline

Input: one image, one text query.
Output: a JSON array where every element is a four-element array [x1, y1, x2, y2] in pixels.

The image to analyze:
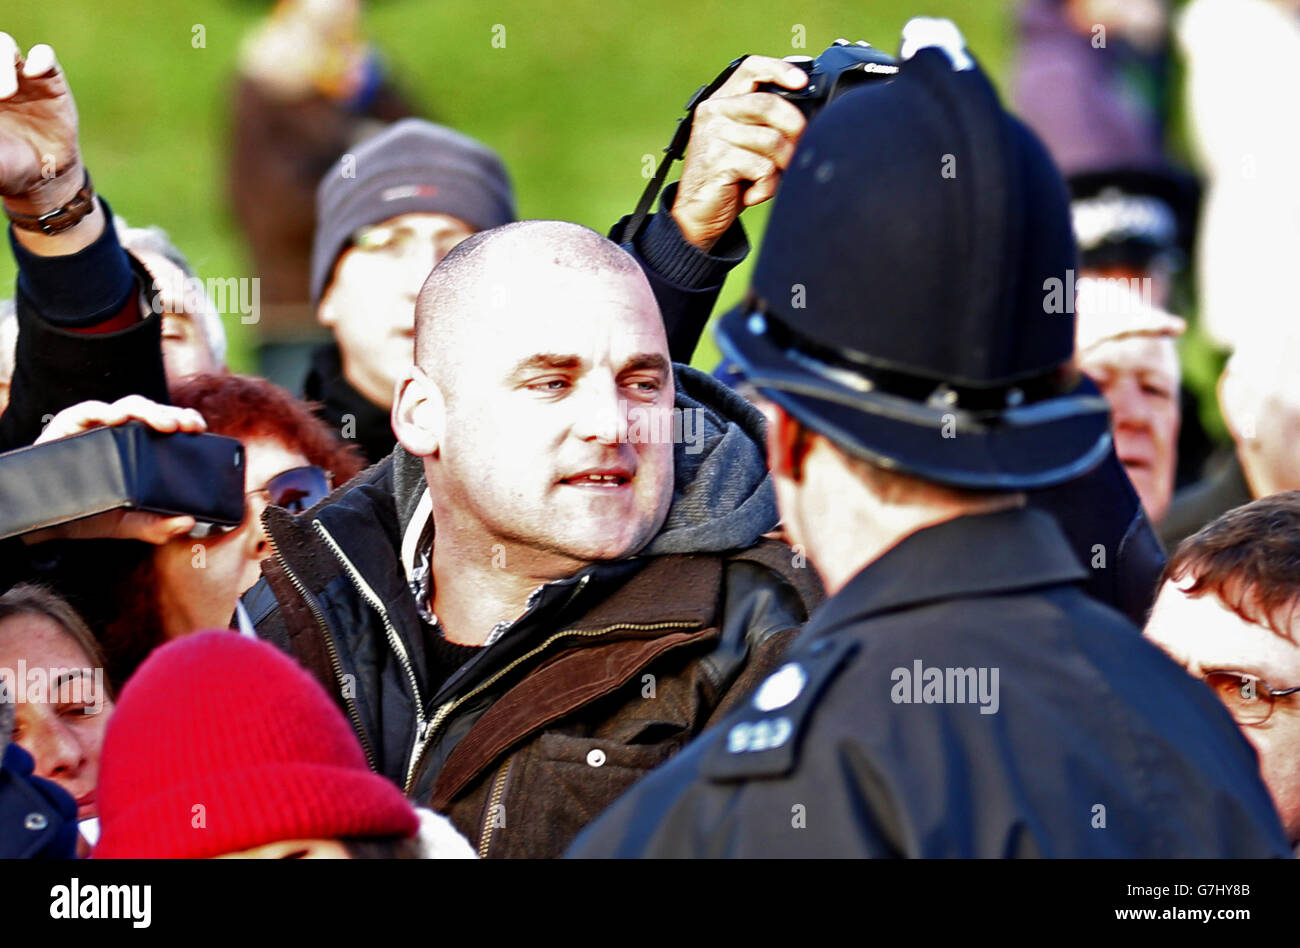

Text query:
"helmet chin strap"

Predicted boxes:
[[621, 57, 748, 246]]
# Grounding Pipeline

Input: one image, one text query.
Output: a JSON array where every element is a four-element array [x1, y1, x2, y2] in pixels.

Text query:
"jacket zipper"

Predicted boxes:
[[477, 758, 512, 858], [310, 519, 431, 793], [409, 619, 699, 798], [265, 528, 379, 772]]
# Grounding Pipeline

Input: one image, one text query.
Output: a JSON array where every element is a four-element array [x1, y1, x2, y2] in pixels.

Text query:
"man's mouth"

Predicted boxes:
[[559, 468, 633, 488], [1115, 436, 1155, 473]]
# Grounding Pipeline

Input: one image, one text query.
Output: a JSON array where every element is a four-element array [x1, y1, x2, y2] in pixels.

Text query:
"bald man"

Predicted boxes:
[[243, 221, 821, 858]]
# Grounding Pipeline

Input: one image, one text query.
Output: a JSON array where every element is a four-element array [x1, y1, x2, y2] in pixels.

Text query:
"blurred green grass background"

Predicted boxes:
[[1, 0, 1015, 374]]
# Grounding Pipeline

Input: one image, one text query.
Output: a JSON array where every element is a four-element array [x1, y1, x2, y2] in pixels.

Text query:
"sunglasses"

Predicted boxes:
[[1202, 670, 1300, 727], [189, 465, 332, 539]]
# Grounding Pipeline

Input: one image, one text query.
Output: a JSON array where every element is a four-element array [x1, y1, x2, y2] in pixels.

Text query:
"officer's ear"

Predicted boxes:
[[763, 401, 813, 484], [392, 365, 446, 458]]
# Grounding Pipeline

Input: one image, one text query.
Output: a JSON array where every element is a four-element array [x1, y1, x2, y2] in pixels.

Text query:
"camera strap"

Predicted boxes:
[[623, 56, 748, 244]]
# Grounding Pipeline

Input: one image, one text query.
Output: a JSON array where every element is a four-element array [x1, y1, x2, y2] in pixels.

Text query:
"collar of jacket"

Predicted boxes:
[[800, 506, 1089, 645], [303, 342, 396, 462], [260, 447, 730, 694]]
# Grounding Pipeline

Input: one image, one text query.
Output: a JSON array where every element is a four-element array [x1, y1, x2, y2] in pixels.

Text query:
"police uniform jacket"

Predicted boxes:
[[568, 507, 1291, 857]]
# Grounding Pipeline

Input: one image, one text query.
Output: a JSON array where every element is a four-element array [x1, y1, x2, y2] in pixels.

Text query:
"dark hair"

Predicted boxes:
[[101, 375, 365, 689], [0, 584, 116, 702], [781, 413, 1016, 505], [1164, 491, 1300, 640], [170, 373, 364, 483]]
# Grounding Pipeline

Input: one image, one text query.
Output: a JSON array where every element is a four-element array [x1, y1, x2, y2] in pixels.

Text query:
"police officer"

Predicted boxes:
[[567, 21, 1291, 858]]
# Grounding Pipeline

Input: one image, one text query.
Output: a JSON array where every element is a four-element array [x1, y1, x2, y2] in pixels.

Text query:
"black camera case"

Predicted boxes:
[[0, 422, 246, 541]]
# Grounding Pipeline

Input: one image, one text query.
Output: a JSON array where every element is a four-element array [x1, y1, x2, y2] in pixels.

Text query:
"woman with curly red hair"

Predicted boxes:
[[102, 374, 364, 689]]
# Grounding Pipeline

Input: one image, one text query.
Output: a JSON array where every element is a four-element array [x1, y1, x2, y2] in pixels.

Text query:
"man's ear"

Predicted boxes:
[[392, 366, 446, 458], [762, 400, 811, 483]]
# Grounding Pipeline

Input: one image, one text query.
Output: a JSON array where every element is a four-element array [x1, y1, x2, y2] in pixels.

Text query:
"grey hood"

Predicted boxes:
[[390, 364, 777, 556], [644, 365, 777, 554]]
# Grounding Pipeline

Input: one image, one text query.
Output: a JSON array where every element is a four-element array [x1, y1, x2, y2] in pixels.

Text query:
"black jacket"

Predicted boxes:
[[569, 507, 1291, 857], [0, 734, 79, 859], [1, 215, 168, 452], [609, 182, 747, 365], [1, 215, 169, 594], [1159, 448, 1252, 553], [1028, 424, 1167, 628], [302, 342, 398, 464], [244, 367, 821, 855]]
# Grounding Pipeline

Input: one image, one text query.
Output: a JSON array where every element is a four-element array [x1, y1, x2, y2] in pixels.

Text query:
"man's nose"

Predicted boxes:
[[572, 375, 624, 446], [30, 717, 86, 782], [1108, 377, 1152, 430]]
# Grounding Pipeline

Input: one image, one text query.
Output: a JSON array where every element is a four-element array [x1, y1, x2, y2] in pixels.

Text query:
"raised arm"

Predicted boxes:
[[0, 35, 167, 450]]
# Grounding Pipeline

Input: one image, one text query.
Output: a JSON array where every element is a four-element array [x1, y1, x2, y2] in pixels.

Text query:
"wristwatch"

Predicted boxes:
[[4, 169, 96, 236]]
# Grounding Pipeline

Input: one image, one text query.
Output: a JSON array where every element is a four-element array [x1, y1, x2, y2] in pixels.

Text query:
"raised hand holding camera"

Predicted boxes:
[[669, 55, 809, 252]]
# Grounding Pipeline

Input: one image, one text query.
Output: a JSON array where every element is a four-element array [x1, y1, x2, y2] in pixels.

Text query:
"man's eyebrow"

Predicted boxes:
[[618, 353, 670, 374], [508, 353, 584, 378]]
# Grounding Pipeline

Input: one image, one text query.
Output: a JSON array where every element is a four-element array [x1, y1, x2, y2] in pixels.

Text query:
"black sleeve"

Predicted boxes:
[[1027, 375, 1166, 628], [611, 182, 749, 364], [0, 201, 170, 451]]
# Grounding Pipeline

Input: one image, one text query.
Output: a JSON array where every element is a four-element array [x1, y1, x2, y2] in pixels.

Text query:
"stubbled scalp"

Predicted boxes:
[[414, 220, 642, 374]]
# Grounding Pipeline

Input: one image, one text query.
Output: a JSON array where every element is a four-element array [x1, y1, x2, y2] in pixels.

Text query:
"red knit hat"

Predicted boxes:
[[94, 631, 417, 858]]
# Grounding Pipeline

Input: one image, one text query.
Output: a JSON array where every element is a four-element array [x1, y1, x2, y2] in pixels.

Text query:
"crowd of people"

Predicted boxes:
[[2, 0, 1300, 861]]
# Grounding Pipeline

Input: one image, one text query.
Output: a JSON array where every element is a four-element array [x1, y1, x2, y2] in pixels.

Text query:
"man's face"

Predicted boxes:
[[320, 213, 475, 409], [1145, 579, 1300, 842], [1079, 333, 1180, 523], [152, 435, 314, 638], [427, 259, 675, 570]]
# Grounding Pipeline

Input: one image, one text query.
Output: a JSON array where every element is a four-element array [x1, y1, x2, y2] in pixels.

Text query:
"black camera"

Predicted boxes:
[[622, 38, 900, 244], [758, 39, 899, 120]]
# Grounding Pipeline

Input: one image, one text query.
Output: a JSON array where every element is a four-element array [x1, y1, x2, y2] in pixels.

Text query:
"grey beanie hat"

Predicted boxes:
[[311, 118, 516, 304]]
